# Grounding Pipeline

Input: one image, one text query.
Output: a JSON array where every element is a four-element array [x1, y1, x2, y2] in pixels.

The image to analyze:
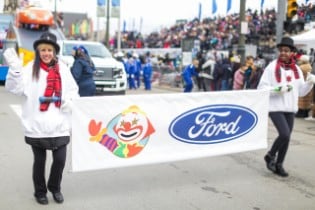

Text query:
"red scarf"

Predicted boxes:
[[39, 61, 62, 111], [275, 56, 299, 83]]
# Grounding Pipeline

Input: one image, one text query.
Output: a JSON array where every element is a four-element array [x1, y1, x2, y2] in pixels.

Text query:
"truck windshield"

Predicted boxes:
[[63, 43, 112, 58]]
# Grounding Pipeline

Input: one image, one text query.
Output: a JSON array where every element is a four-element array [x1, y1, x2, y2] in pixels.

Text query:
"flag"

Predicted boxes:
[[212, 0, 217, 14], [97, 0, 106, 17], [261, 0, 264, 9], [97, 0, 105, 6], [111, 0, 120, 7], [198, 3, 202, 20], [122, 20, 126, 32], [227, 0, 232, 13], [139, 17, 143, 31], [111, 0, 120, 18]]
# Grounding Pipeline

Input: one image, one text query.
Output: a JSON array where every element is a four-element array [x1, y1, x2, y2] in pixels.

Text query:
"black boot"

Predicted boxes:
[[275, 163, 289, 177], [295, 109, 304, 118], [303, 109, 310, 118], [264, 152, 276, 172]]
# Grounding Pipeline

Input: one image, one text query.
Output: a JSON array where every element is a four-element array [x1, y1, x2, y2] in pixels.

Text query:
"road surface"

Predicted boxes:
[[0, 85, 314, 210]]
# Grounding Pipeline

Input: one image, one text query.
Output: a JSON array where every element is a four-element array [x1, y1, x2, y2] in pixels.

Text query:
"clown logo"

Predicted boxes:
[[88, 105, 155, 158]]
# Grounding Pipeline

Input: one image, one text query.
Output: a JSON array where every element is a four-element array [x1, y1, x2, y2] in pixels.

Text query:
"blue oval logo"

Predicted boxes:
[[169, 104, 258, 144]]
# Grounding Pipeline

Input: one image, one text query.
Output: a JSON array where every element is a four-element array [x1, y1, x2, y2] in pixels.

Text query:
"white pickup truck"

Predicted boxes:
[[57, 40, 127, 95]]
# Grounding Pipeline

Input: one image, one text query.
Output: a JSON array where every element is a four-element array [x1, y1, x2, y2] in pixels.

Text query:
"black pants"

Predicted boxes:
[[196, 76, 207, 91], [269, 112, 294, 165], [31, 142, 67, 197]]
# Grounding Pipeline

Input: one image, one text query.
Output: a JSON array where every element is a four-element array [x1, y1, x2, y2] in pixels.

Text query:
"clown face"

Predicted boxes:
[[114, 108, 151, 144], [89, 105, 155, 158]]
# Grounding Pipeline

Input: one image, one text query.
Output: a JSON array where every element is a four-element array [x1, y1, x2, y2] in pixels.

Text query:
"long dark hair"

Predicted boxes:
[[32, 50, 41, 80], [32, 49, 58, 80], [75, 48, 95, 70]]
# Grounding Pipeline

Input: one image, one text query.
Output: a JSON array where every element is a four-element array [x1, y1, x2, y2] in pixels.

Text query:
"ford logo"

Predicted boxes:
[[169, 104, 258, 144]]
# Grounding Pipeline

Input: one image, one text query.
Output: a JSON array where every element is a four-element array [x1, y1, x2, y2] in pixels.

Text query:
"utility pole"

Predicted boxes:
[[105, 0, 110, 47], [238, 0, 246, 64], [54, 0, 57, 25], [276, 0, 286, 48], [117, 13, 121, 51]]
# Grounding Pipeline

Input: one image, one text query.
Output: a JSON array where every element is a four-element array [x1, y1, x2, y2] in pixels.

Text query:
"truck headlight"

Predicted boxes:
[[113, 68, 124, 79]]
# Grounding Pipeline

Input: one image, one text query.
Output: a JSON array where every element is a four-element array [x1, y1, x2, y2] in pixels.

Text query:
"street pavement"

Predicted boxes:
[[0, 85, 315, 210]]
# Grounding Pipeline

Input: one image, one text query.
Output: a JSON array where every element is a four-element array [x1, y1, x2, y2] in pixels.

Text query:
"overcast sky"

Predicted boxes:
[[2, 0, 311, 34]]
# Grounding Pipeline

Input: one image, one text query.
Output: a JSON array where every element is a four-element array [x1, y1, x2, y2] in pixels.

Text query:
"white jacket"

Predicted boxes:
[[257, 60, 313, 113], [5, 60, 79, 138]]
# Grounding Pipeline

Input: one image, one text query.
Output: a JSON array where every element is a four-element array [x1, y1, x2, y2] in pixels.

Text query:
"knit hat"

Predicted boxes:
[[299, 55, 310, 63], [78, 45, 89, 55]]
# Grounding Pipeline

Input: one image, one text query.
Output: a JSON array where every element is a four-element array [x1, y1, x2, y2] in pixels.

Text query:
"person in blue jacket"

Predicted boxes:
[[182, 59, 199, 92], [133, 53, 142, 88], [126, 52, 137, 90], [70, 45, 96, 96], [140, 55, 152, 90]]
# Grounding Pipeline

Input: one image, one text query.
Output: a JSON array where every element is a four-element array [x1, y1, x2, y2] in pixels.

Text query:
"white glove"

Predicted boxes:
[[3, 48, 23, 72], [272, 85, 293, 93], [306, 72, 315, 84]]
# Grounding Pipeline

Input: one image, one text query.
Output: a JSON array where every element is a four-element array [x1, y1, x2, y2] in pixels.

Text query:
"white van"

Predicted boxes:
[[57, 40, 127, 95]]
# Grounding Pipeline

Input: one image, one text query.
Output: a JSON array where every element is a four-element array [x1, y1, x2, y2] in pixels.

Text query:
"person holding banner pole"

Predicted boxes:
[[257, 37, 315, 177], [3, 32, 79, 204]]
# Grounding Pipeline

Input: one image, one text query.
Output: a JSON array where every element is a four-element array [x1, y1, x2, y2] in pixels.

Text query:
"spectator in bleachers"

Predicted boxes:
[[108, 2, 315, 93]]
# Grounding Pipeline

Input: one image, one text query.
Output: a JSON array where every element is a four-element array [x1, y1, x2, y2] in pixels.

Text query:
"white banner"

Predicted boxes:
[[71, 90, 269, 172]]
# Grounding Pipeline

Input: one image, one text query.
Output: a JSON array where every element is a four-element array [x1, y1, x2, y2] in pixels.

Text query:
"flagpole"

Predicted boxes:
[[117, 8, 121, 51], [139, 17, 142, 34], [198, 3, 202, 20], [276, 0, 286, 52], [54, 0, 57, 25], [97, 16, 100, 41], [105, 0, 110, 47]]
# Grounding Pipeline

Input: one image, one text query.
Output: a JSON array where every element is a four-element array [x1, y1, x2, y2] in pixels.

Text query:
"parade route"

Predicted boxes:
[[0, 86, 315, 210]]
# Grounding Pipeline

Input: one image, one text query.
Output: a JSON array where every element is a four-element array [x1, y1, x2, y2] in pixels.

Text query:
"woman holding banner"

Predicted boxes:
[[3, 32, 79, 204], [258, 37, 315, 177]]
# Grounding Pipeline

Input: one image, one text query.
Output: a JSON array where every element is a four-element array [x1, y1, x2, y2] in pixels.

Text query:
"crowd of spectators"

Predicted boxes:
[[111, 3, 315, 94], [110, 3, 315, 57]]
